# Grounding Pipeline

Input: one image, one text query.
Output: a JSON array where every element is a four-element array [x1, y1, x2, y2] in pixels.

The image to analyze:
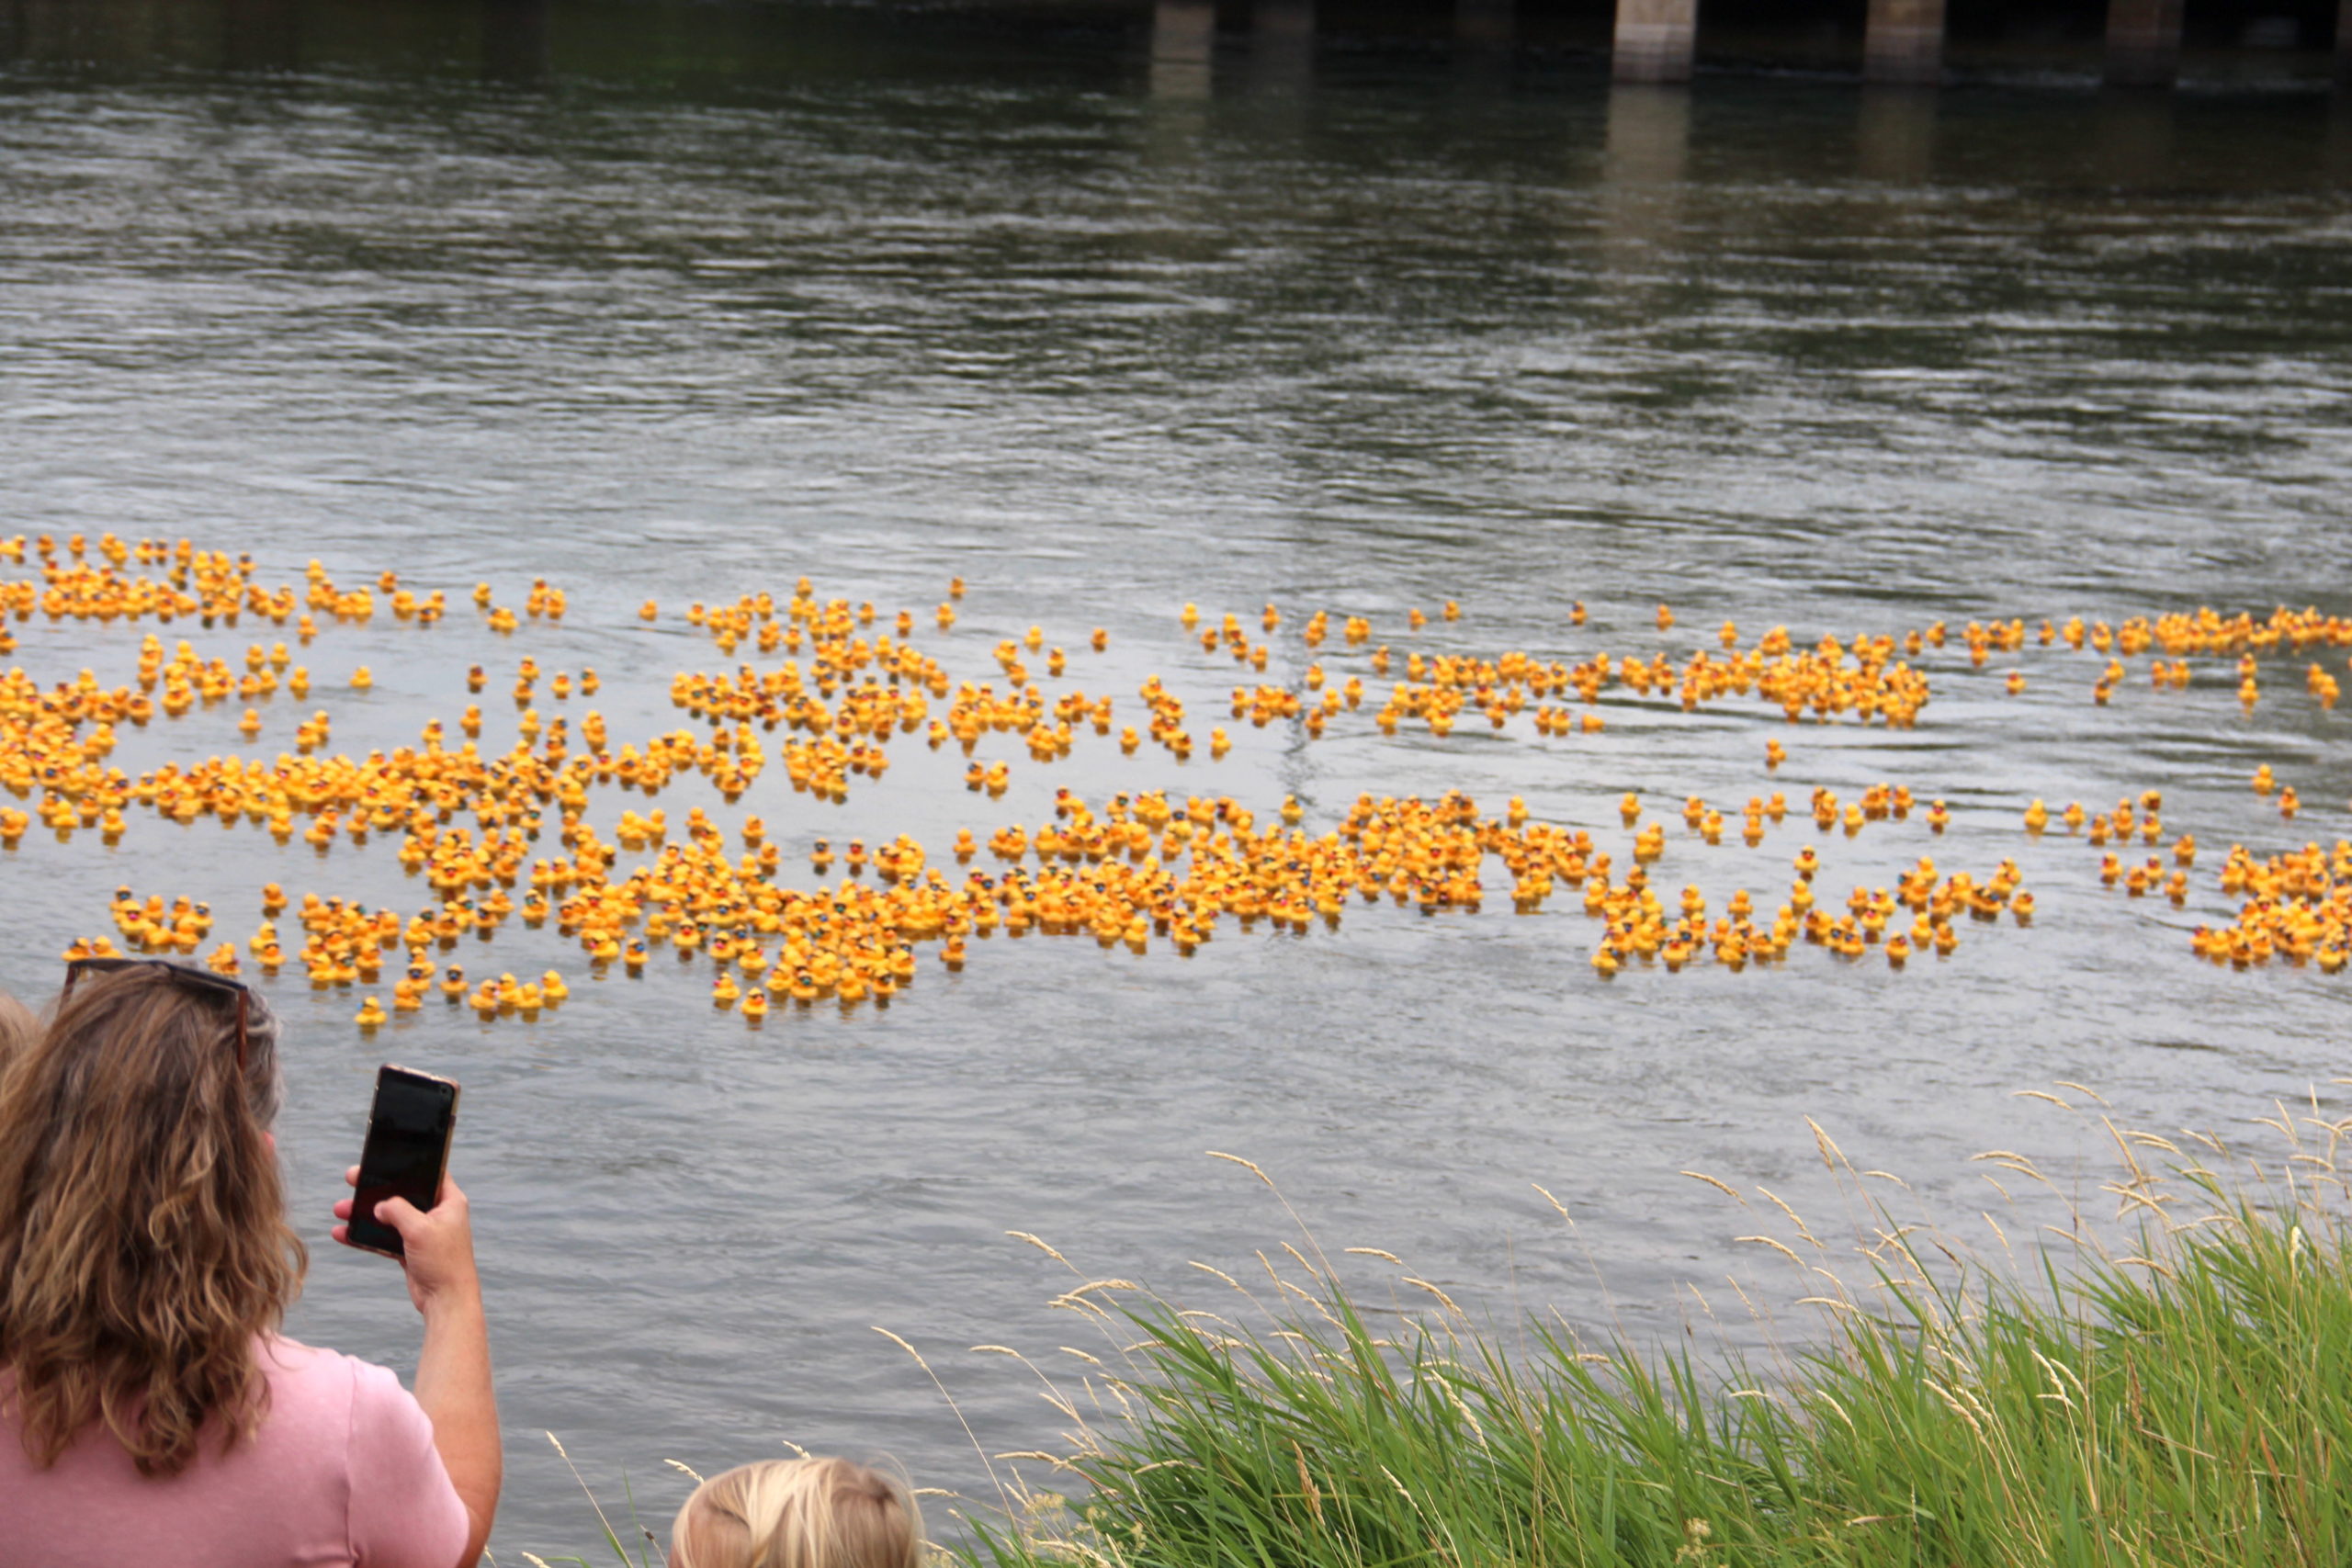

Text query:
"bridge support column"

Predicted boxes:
[[1153, 0, 1214, 63], [1249, 0, 1314, 97], [1151, 0, 1215, 96], [1456, 0, 1514, 50], [1863, 0, 1943, 85], [2107, 0, 2182, 88], [1256, 0, 1313, 43], [2338, 0, 2352, 85], [1613, 0, 1695, 85]]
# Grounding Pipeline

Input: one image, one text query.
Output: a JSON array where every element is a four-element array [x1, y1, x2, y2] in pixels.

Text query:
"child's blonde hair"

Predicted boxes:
[[672, 1456, 923, 1568]]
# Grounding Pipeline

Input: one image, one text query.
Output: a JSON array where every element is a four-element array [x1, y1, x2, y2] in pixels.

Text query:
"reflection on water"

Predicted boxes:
[[1858, 87, 1936, 183], [2098, 88, 2177, 183], [220, 0, 302, 73], [4, 1, 2352, 1556], [480, 0, 548, 85], [1601, 84, 1690, 264]]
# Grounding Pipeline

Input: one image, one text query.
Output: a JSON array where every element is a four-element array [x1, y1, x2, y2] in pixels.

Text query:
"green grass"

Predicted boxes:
[[956, 1099, 2352, 1568]]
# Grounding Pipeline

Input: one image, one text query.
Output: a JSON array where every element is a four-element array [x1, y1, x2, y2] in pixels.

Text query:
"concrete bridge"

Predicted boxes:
[[6, 0, 2343, 94], [1156, 0, 2352, 88]]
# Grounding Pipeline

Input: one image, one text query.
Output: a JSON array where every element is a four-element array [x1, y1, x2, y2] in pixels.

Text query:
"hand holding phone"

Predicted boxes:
[[334, 1066, 481, 1317], [335, 1163, 480, 1316]]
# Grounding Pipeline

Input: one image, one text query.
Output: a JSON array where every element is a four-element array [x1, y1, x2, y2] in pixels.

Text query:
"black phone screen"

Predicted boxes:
[[348, 1066, 458, 1258]]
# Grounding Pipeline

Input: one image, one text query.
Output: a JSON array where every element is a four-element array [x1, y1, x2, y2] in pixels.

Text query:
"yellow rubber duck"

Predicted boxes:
[[355, 997, 387, 1029]]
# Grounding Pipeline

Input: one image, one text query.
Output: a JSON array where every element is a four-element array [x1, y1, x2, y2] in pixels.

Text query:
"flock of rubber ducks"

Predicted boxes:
[[9, 528, 2352, 1021]]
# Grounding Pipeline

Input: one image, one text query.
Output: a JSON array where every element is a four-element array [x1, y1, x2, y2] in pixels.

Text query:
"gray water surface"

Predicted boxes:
[[5, 4, 2351, 1554]]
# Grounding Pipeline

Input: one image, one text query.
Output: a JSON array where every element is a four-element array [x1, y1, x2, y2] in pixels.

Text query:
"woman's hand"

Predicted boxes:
[[334, 1167, 481, 1318]]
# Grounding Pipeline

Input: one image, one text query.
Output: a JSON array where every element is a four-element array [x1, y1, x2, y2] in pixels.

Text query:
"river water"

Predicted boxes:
[[4, 1, 2351, 1555]]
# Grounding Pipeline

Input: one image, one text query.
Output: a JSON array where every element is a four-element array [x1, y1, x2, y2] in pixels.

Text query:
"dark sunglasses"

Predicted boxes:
[[62, 957, 254, 1074]]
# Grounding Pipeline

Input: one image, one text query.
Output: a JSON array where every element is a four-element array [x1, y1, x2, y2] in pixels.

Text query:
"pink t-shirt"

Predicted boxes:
[[0, 1336, 470, 1568]]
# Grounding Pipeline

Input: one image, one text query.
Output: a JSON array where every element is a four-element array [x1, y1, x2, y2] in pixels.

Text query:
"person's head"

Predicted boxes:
[[0, 961, 303, 1476], [671, 1457, 923, 1568]]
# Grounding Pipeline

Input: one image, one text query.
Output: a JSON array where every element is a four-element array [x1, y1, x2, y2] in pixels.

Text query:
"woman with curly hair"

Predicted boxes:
[[0, 960, 500, 1567]]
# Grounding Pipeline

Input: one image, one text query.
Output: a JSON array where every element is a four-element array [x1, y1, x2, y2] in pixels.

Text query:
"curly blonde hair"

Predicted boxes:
[[0, 965, 305, 1475], [673, 1457, 923, 1568]]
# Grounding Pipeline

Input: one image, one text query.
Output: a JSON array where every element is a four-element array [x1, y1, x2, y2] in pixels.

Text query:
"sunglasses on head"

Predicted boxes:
[[61, 957, 253, 1074]]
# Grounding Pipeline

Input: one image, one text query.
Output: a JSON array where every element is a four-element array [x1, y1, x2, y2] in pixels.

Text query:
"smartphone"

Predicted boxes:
[[345, 1065, 460, 1261]]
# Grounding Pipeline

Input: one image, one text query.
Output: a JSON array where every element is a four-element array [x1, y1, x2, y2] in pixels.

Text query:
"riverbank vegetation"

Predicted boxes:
[[958, 1098, 2352, 1568]]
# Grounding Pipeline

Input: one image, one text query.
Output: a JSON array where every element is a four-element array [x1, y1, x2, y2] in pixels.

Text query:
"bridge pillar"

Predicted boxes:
[[1249, 0, 1314, 96], [1863, 0, 1943, 85], [1151, 0, 1215, 96], [1153, 0, 1214, 63], [1256, 0, 1313, 43], [2106, 0, 2182, 88], [2339, 0, 2352, 85], [1456, 0, 1514, 50], [1613, 0, 1696, 85]]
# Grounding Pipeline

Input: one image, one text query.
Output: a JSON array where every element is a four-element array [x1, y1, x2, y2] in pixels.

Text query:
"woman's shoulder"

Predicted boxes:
[[254, 1337, 426, 1426], [266, 1340, 470, 1562]]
